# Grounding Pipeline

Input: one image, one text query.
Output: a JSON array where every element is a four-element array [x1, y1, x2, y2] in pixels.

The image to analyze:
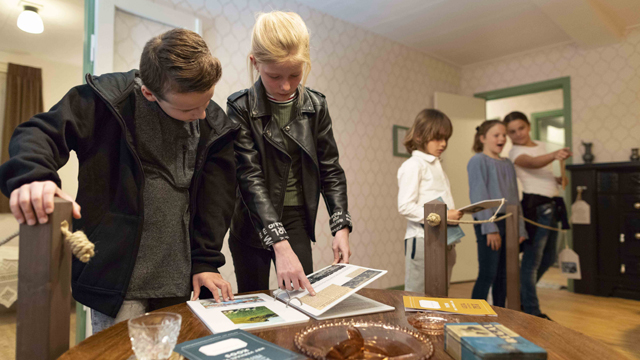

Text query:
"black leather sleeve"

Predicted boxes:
[[315, 99, 352, 235], [227, 101, 290, 248]]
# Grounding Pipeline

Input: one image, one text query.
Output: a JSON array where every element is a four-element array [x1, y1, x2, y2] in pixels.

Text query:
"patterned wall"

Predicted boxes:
[[462, 27, 640, 164], [112, 1, 461, 291]]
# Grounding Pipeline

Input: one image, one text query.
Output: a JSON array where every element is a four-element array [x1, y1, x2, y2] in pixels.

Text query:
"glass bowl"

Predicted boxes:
[[128, 312, 182, 360], [294, 319, 434, 359], [406, 312, 460, 335]]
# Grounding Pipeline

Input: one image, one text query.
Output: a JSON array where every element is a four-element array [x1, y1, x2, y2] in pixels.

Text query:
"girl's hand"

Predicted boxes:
[[273, 241, 316, 295], [553, 148, 572, 161], [332, 228, 351, 264], [447, 209, 463, 221], [519, 236, 527, 244], [487, 232, 501, 251]]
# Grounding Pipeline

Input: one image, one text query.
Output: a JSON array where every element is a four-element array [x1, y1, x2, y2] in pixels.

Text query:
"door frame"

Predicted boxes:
[[531, 109, 565, 142]]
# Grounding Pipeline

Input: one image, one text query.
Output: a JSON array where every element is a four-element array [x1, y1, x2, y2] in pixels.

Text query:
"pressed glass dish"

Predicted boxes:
[[294, 319, 434, 359], [406, 312, 460, 335]]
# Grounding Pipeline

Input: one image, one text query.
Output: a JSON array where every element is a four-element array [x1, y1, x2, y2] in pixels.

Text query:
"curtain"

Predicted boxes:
[[0, 63, 43, 213]]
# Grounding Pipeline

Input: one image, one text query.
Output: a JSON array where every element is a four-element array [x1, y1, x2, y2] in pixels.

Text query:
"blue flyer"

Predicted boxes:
[[174, 329, 305, 360]]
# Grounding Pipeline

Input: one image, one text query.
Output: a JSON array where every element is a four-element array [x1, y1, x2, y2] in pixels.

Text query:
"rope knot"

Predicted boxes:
[[61, 221, 95, 263], [426, 213, 441, 227]]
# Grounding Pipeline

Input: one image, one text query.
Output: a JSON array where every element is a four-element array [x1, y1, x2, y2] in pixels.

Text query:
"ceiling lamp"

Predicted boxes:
[[17, 5, 44, 34]]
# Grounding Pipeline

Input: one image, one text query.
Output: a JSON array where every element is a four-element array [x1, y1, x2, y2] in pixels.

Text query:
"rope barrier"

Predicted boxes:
[[0, 221, 95, 262]]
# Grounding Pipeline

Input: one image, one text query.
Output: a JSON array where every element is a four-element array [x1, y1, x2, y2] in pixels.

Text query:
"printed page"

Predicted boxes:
[[187, 293, 309, 334], [457, 199, 504, 214], [276, 264, 387, 318], [314, 293, 395, 320]]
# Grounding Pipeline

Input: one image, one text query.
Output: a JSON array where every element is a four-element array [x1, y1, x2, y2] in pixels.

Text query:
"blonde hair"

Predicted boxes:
[[403, 109, 453, 153], [249, 11, 311, 106]]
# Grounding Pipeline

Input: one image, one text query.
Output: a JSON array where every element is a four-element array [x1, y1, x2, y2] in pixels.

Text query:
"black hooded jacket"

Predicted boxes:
[[0, 70, 239, 317]]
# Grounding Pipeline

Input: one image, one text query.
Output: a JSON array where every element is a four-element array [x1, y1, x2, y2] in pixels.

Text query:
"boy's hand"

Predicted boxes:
[[487, 232, 501, 251], [332, 228, 351, 264], [519, 236, 527, 244], [447, 209, 463, 221], [10, 180, 81, 225], [273, 240, 316, 295], [192, 272, 234, 302]]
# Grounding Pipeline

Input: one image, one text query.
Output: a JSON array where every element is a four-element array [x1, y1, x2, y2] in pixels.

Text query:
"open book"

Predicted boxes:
[[187, 293, 310, 334], [457, 199, 504, 214], [275, 264, 388, 319]]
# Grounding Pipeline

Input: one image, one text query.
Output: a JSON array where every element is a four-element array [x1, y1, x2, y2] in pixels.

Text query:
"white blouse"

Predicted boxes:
[[397, 150, 455, 240]]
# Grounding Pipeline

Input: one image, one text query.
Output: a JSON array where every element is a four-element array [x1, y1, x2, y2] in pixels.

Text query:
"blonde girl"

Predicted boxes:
[[226, 11, 352, 294], [467, 120, 526, 307]]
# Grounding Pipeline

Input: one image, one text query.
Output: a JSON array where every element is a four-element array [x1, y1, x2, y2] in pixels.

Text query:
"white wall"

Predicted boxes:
[[462, 27, 640, 164], [112, 0, 462, 290], [0, 51, 82, 203]]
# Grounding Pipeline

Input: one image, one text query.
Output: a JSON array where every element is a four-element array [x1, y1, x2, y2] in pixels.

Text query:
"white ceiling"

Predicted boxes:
[[0, 0, 84, 66], [0, 0, 638, 68], [296, 0, 640, 66]]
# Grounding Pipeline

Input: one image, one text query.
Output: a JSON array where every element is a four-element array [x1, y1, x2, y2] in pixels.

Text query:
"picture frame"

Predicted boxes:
[[393, 125, 410, 158]]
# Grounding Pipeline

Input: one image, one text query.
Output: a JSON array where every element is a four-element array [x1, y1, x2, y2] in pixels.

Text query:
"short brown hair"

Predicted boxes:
[[140, 28, 222, 101], [472, 120, 505, 153], [403, 109, 453, 153], [503, 111, 529, 126]]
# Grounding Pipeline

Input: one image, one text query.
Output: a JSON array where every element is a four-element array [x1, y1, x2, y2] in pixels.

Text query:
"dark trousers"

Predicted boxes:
[[520, 201, 558, 315], [230, 206, 313, 293], [471, 219, 507, 307]]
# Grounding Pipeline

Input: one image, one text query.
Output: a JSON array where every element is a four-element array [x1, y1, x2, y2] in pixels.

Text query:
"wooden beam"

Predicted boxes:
[[16, 198, 73, 360], [424, 199, 448, 297], [505, 204, 521, 311]]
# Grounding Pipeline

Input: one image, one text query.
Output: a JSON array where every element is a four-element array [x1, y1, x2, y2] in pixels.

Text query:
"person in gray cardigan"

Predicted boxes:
[[467, 120, 527, 307]]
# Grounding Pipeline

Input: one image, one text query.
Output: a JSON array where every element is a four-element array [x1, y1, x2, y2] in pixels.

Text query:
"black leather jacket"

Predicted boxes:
[[227, 79, 352, 249]]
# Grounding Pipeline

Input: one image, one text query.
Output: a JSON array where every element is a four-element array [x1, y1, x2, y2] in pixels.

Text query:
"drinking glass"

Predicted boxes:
[[128, 312, 182, 360]]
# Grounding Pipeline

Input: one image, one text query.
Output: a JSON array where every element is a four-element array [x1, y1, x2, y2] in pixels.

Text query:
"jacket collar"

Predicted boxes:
[[411, 150, 438, 163], [248, 78, 316, 118]]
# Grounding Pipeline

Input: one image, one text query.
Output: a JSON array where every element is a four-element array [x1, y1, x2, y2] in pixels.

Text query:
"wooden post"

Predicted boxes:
[[424, 199, 448, 297], [505, 204, 521, 311], [16, 198, 73, 360]]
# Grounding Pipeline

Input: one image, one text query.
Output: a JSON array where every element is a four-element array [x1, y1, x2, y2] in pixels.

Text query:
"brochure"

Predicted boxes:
[[313, 293, 395, 321], [175, 329, 305, 360], [275, 264, 387, 319], [187, 293, 309, 334], [403, 296, 497, 316], [457, 199, 504, 214]]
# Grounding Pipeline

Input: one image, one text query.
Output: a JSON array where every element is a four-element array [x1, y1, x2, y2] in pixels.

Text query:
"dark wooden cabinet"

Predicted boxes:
[[568, 162, 640, 300]]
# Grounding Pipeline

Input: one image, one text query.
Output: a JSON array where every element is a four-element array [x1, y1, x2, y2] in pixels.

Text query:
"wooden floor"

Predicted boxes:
[[449, 268, 640, 360], [0, 268, 638, 359]]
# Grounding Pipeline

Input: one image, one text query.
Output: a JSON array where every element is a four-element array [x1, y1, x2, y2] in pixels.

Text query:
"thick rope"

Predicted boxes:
[[61, 221, 95, 263], [426, 213, 441, 227]]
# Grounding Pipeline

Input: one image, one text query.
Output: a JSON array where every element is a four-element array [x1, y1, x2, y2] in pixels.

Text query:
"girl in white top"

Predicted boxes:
[[504, 111, 571, 319], [397, 109, 462, 293]]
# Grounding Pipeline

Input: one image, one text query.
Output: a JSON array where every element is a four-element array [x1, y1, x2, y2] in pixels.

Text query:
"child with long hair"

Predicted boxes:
[[504, 111, 571, 319], [226, 11, 352, 294], [397, 109, 463, 292], [468, 120, 526, 307]]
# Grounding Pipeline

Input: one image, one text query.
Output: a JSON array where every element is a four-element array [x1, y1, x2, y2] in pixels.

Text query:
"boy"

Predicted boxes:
[[397, 109, 463, 292], [0, 29, 238, 332]]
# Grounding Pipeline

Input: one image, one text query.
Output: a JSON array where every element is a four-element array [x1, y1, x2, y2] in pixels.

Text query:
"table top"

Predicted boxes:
[[60, 289, 627, 360]]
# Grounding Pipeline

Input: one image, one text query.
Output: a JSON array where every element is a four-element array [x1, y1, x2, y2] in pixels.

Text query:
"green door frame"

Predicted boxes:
[[531, 109, 565, 141], [76, 0, 95, 344], [474, 77, 574, 291]]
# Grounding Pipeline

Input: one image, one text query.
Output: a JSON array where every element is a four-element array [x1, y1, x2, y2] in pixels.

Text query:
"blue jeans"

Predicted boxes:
[[471, 220, 507, 307], [520, 202, 558, 315]]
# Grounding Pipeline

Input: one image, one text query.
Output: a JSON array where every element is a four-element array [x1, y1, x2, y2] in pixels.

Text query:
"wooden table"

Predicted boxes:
[[60, 289, 627, 360]]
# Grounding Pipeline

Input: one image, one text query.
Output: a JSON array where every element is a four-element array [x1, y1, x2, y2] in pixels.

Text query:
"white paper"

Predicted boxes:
[[187, 293, 309, 334], [571, 200, 591, 225], [314, 293, 395, 320], [457, 199, 504, 214], [200, 338, 247, 356], [559, 248, 581, 279], [275, 264, 387, 318]]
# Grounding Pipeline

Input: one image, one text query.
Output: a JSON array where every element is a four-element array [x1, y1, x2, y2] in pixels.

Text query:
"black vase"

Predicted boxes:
[[631, 148, 639, 162], [582, 141, 594, 164]]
